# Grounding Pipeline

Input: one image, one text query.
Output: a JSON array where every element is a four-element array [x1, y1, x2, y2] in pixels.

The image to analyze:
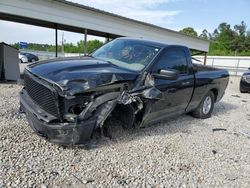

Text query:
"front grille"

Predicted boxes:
[[24, 73, 59, 117]]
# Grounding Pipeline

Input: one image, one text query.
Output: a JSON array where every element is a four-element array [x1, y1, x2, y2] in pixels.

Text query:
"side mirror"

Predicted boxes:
[[153, 69, 179, 80], [248, 67, 250, 70]]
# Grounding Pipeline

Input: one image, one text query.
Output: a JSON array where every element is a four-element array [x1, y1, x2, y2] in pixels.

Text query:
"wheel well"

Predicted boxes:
[[106, 104, 135, 129], [210, 88, 218, 101], [105, 103, 143, 129]]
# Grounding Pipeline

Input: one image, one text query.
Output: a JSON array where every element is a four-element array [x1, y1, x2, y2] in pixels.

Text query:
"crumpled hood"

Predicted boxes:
[[27, 57, 139, 95]]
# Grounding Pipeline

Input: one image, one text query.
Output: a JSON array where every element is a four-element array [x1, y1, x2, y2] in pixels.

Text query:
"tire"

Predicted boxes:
[[191, 91, 215, 119]]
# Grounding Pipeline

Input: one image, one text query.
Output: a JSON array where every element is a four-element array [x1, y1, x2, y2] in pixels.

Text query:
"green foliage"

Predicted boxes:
[[12, 39, 104, 54], [11, 21, 250, 56], [87, 39, 104, 53], [180, 21, 250, 56], [64, 42, 79, 53], [179, 27, 198, 37], [208, 21, 250, 56], [199, 29, 210, 40]]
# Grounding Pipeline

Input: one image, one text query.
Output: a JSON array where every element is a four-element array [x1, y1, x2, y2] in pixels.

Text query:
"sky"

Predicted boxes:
[[0, 0, 249, 45]]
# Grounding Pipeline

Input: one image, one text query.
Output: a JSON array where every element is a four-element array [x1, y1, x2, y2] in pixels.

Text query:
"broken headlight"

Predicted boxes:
[[68, 104, 85, 115]]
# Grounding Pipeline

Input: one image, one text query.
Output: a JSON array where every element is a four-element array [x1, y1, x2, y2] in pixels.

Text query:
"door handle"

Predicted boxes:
[[181, 81, 190, 86]]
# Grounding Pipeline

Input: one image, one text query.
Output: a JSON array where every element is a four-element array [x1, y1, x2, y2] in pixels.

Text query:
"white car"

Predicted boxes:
[[19, 53, 28, 63]]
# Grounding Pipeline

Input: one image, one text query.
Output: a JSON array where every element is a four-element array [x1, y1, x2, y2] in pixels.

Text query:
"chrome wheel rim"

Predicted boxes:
[[203, 96, 212, 114]]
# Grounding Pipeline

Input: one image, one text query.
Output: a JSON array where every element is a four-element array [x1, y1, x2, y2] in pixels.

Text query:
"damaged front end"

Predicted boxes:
[[20, 68, 161, 145]]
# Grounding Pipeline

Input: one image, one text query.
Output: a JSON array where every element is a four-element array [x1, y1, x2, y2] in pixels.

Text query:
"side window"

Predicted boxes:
[[154, 48, 188, 74]]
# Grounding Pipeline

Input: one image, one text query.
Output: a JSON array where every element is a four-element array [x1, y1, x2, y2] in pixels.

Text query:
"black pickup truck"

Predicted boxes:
[[20, 38, 229, 145]]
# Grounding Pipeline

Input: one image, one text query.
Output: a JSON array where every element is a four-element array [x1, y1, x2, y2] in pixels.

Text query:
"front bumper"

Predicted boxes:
[[20, 89, 96, 145], [240, 80, 250, 92]]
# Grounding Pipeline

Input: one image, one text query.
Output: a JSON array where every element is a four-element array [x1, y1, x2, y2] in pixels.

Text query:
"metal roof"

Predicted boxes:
[[0, 0, 210, 52], [57, 0, 208, 42]]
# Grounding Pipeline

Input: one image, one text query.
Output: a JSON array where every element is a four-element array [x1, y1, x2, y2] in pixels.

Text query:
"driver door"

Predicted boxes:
[[144, 47, 194, 124]]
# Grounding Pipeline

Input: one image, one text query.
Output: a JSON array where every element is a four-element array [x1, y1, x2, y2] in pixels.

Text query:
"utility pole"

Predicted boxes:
[[84, 29, 87, 55], [55, 25, 58, 57], [61, 32, 64, 54]]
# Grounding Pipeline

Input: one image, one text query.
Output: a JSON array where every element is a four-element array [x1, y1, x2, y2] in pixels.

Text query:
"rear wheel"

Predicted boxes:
[[191, 91, 215, 119]]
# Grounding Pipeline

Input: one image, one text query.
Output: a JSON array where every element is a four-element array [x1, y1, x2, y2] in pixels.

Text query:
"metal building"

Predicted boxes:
[[0, 0, 210, 59]]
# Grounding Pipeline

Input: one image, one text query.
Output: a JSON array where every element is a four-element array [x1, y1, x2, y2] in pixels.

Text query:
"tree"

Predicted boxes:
[[76, 40, 84, 53], [179, 27, 198, 37], [12, 39, 104, 54], [206, 21, 250, 55], [232, 21, 247, 53], [75, 39, 104, 53], [234, 21, 247, 36], [199, 29, 209, 40], [87, 40, 103, 53], [209, 22, 235, 55], [246, 31, 250, 50], [64, 42, 79, 53], [212, 29, 219, 39], [11, 22, 250, 56]]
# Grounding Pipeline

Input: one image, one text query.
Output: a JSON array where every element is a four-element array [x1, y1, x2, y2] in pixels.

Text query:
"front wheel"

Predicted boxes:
[[191, 91, 215, 119]]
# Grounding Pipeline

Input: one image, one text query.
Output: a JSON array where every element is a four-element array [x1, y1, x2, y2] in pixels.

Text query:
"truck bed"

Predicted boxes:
[[193, 63, 219, 72]]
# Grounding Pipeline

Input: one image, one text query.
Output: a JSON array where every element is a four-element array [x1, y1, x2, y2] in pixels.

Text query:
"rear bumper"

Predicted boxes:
[[20, 89, 96, 145]]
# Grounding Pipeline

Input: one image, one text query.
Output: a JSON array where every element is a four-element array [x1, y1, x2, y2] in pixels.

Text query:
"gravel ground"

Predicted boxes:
[[0, 77, 250, 188]]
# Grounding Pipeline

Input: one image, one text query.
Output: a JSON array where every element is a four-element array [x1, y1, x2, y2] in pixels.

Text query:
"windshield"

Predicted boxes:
[[92, 39, 161, 72]]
